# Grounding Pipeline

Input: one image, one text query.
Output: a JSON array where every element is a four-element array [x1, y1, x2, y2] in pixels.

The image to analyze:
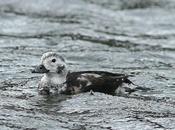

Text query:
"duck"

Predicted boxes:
[[32, 52, 139, 95]]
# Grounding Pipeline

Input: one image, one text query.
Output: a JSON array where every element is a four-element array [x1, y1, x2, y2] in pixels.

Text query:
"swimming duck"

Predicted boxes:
[[32, 52, 138, 95]]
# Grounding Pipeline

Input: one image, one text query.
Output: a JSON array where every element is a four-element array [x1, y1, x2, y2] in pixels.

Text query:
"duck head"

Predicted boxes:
[[32, 52, 67, 74]]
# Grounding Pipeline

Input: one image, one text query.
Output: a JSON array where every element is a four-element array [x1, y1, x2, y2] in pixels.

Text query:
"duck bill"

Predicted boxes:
[[31, 64, 49, 73]]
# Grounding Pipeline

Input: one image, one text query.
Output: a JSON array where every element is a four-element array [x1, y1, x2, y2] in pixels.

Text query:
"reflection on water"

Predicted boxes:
[[0, 0, 175, 129]]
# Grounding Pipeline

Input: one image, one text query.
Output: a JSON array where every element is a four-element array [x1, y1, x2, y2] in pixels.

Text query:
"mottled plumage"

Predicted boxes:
[[63, 71, 133, 95]]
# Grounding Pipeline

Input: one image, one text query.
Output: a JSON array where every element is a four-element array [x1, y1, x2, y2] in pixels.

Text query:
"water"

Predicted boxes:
[[0, 0, 175, 129]]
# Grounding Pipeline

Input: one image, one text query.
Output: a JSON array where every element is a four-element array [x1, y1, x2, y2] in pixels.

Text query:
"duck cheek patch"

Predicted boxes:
[[56, 65, 65, 73]]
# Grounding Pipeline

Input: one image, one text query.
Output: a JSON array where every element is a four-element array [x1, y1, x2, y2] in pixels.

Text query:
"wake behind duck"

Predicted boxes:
[[32, 52, 139, 95]]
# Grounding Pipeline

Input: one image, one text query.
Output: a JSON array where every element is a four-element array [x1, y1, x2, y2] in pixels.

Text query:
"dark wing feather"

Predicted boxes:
[[69, 71, 126, 77], [64, 71, 132, 95]]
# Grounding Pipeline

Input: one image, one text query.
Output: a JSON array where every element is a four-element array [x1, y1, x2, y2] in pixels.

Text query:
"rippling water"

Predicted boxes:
[[0, 0, 175, 129]]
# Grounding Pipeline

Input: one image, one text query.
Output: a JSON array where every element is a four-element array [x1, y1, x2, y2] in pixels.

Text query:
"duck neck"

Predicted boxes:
[[44, 71, 67, 85]]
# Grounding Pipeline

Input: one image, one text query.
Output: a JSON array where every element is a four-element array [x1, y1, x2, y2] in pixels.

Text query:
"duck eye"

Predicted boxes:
[[51, 59, 56, 63]]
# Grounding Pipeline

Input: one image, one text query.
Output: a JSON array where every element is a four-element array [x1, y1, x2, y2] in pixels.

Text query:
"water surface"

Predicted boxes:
[[0, 0, 175, 129]]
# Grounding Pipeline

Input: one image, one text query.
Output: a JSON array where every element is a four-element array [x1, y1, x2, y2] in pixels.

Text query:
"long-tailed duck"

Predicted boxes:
[[32, 52, 139, 95]]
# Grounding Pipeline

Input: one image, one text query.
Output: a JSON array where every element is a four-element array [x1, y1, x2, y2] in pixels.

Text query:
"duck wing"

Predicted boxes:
[[64, 71, 133, 95]]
